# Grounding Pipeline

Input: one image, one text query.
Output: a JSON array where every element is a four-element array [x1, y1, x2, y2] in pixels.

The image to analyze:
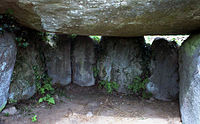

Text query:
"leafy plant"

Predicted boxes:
[[99, 80, 119, 93], [15, 37, 29, 48], [38, 32, 56, 43], [9, 99, 17, 104], [142, 91, 152, 99], [128, 76, 148, 93], [31, 115, 37, 122], [128, 76, 152, 99], [93, 67, 99, 78], [4, 113, 9, 117], [0, 9, 30, 48], [90, 36, 101, 43], [38, 94, 55, 105], [71, 34, 77, 39], [33, 65, 55, 105]]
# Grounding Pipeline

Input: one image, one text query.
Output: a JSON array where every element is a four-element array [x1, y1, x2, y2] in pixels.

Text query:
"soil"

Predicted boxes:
[[0, 84, 181, 124]]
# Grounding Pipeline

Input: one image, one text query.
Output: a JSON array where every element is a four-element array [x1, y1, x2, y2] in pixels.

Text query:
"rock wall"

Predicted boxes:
[[179, 32, 200, 124], [0, 33, 16, 112], [147, 38, 179, 101], [97, 37, 145, 93], [1, 29, 199, 124], [44, 35, 72, 86], [9, 41, 43, 102], [1, 3, 200, 122], [72, 36, 96, 86]]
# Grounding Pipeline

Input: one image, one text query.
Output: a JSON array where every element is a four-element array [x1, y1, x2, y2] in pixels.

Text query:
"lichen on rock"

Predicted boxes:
[[97, 37, 146, 93], [43, 34, 72, 86], [72, 36, 96, 86], [146, 38, 179, 101], [0, 32, 16, 112], [179, 32, 200, 124], [9, 36, 44, 102]]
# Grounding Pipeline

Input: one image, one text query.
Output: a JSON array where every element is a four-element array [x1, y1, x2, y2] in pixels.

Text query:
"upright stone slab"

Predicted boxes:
[[179, 33, 200, 124], [97, 37, 144, 93], [44, 35, 71, 86], [72, 36, 95, 86], [146, 38, 179, 101], [9, 42, 42, 102], [0, 33, 16, 111]]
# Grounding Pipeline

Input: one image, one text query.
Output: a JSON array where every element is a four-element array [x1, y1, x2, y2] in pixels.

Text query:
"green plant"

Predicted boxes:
[[93, 67, 99, 78], [31, 115, 37, 122], [0, 9, 30, 48], [99, 80, 119, 93], [71, 34, 77, 39], [33, 65, 55, 105], [90, 36, 101, 43], [142, 91, 152, 99], [9, 99, 17, 104], [15, 37, 29, 48], [38, 32, 56, 43], [38, 94, 55, 105], [4, 113, 9, 117], [128, 76, 152, 99], [128, 76, 148, 93]]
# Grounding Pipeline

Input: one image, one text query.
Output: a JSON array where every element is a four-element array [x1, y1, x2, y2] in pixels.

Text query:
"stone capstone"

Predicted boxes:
[[97, 37, 145, 93], [44, 35, 72, 86], [146, 38, 179, 101], [179, 32, 200, 124], [9, 42, 42, 102], [72, 36, 96, 86], [0, 33, 16, 112], [1, 0, 200, 36]]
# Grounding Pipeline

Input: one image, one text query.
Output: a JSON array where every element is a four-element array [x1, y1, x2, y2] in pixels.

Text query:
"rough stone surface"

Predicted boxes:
[[2, 106, 17, 115], [97, 37, 144, 93], [44, 35, 71, 86], [179, 33, 200, 124], [1, 0, 200, 36], [0, 33, 16, 112], [9, 43, 42, 102], [146, 38, 179, 101], [72, 36, 95, 86]]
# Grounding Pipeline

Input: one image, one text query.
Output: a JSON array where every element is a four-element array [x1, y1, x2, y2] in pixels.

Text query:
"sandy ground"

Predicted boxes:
[[0, 84, 181, 124]]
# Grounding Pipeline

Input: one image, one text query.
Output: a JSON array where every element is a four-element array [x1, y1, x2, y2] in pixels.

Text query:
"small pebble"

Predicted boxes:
[[86, 112, 93, 117]]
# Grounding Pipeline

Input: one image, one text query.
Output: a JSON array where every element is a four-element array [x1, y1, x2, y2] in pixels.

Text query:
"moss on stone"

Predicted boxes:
[[182, 34, 200, 56]]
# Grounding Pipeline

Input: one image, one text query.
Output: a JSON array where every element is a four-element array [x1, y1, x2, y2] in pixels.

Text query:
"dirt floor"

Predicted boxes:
[[0, 84, 181, 124]]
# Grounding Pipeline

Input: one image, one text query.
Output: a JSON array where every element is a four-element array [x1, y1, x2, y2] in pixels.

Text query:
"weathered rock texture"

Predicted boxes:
[[2, 106, 17, 115], [1, 0, 200, 36], [72, 36, 95, 86], [97, 37, 145, 93], [0, 33, 16, 112], [44, 35, 71, 86], [179, 33, 200, 124], [9, 43, 42, 102], [146, 38, 179, 101]]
